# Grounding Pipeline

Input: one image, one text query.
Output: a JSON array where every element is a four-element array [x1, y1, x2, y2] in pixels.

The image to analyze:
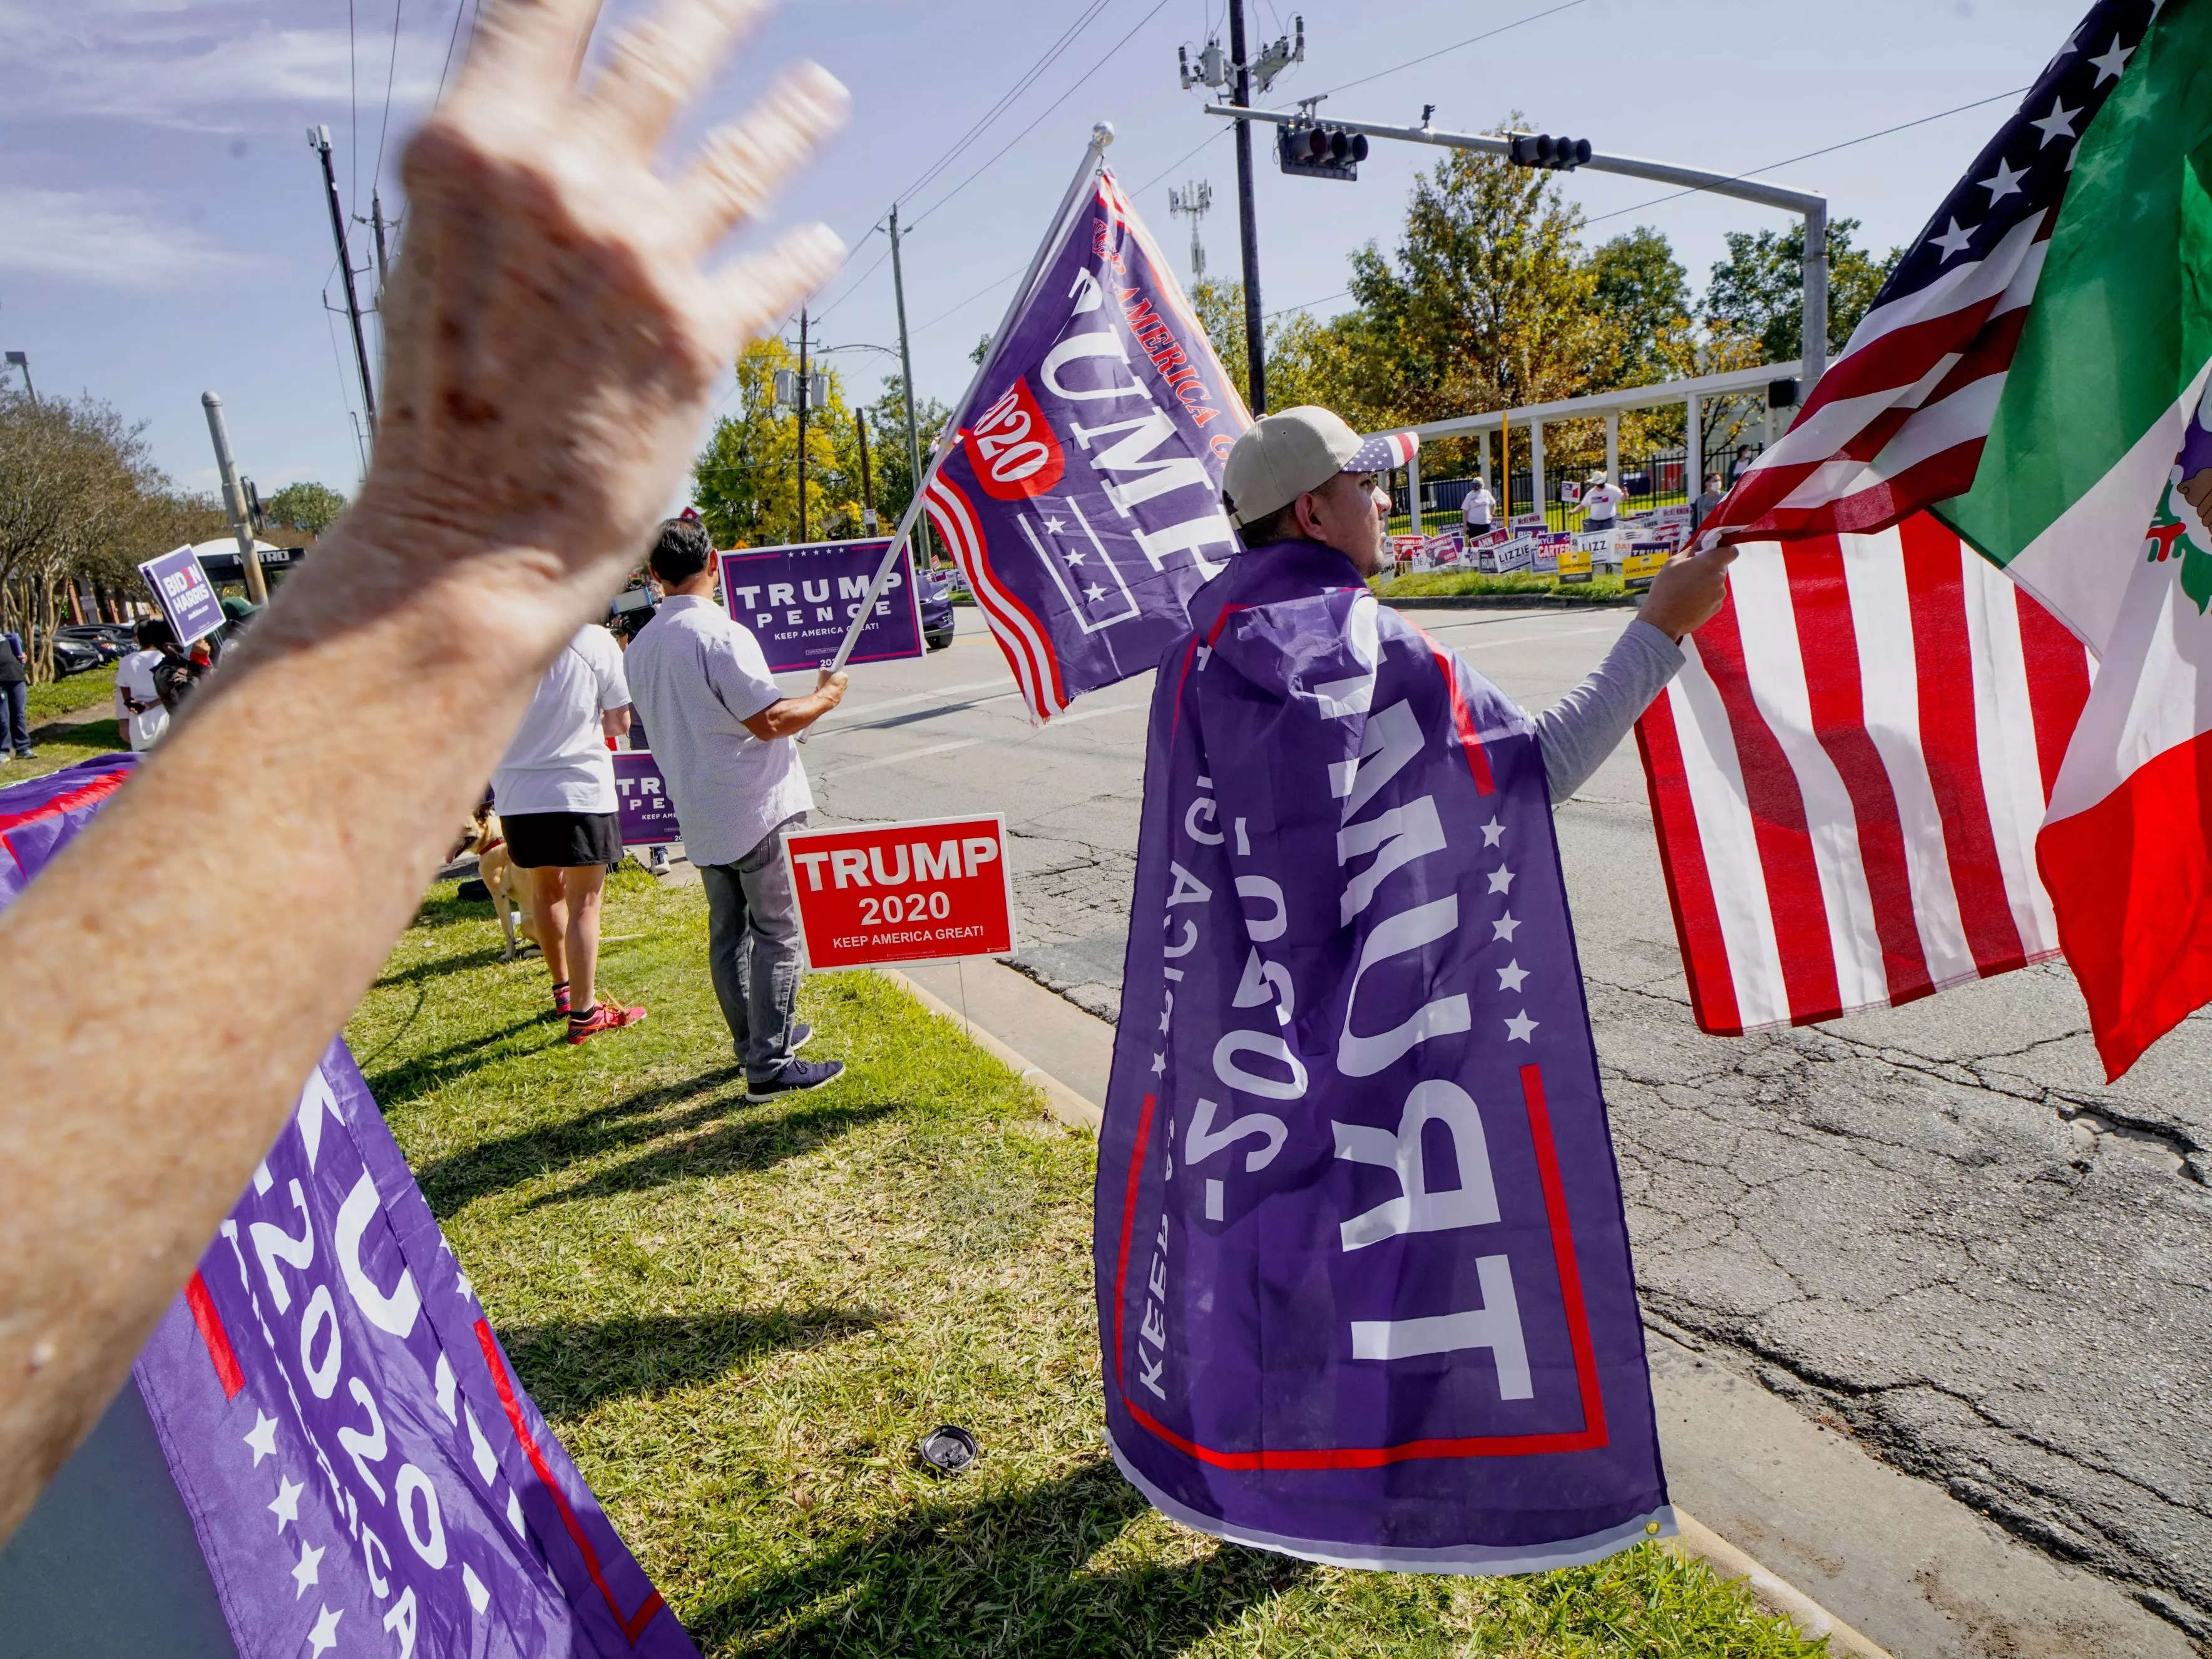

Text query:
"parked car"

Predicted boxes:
[[57, 624, 130, 663], [917, 569, 956, 651], [51, 637, 104, 677]]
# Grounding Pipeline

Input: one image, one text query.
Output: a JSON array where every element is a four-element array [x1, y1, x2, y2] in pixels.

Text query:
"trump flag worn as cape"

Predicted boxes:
[[1096, 543, 1670, 1571], [924, 165, 1252, 722], [0, 754, 697, 1658]]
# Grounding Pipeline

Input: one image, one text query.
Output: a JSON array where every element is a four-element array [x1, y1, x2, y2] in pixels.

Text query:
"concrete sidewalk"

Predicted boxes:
[[896, 953, 2193, 1659]]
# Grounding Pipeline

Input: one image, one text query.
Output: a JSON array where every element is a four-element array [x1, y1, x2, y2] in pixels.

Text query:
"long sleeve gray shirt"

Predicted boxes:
[[1527, 617, 1683, 803]]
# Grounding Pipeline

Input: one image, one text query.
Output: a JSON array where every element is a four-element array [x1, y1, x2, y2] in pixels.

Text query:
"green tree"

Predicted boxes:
[[1590, 227, 1689, 383], [262, 481, 347, 537], [1189, 277, 1397, 428], [861, 374, 950, 544], [692, 339, 869, 547], [1703, 218, 1902, 364]]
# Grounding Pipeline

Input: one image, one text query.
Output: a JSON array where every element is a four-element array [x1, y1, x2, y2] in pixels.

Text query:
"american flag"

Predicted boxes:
[[1637, 518, 2094, 1032], [1694, 0, 2156, 547]]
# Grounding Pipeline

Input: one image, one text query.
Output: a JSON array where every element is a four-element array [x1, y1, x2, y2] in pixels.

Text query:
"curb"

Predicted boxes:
[[1377, 592, 1639, 610], [1671, 1512, 1894, 1658], [874, 963, 1888, 1655], [877, 967, 1102, 1134]]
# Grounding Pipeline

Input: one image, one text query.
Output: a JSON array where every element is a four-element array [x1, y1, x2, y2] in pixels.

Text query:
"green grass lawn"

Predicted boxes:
[[345, 870, 1823, 1656], [26, 664, 118, 723], [1, 712, 126, 784], [1374, 571, 1633, 603]]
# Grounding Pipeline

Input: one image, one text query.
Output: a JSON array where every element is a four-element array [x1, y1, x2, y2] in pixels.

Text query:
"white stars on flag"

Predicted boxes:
[[291, 1539, 325, 1600], [1486, 865, 1515, 895], [1492, 913, 1520, 943], [269, 1474, 304, 1533], [1930, 218, 1975, 261], [307, 1605, 343, 1657], [1043, 516, 1067, 535], [1497, 960, 1528, 994], [2087, 35, 2133, 85], [2031, 97, 2079, 147], [1151, 1052, 1165, 1075], [1480, 818, 1505, 848], [1085, 583, 1107, 602], [1977, 157, 2027, 203], [243, 1410, 279, 1466], [1063, 548, 1085, 567], [1504, 1010, 1538, 1043], [456, 1270, 475, 1300]]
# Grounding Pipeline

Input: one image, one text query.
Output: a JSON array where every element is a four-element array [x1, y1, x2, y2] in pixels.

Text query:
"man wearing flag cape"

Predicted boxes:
[[1096, 404, 1736, 1571]]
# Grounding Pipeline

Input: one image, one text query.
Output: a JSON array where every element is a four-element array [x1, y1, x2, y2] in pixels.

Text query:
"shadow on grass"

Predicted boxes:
[[415, 1065, 749, 1216], [24, 716, 122, 746], [374, 944, 523, 989], [525, 1096, 900, 1210], [364, 1014, 552, 1109], [503, 1306, 884, 1415], [690, 1458, 1310, 1656]]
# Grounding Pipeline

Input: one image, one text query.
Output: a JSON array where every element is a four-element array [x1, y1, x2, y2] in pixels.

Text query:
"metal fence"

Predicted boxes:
[[1387, 444, 1762, 537]]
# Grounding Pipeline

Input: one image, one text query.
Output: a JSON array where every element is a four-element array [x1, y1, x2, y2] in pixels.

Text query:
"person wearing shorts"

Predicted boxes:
[[492, 622, 646, 1044]]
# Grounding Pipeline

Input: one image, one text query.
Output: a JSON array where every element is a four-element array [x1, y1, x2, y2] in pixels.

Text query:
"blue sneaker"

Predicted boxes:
[[747, 1057, 844, 1102], [786, 1022, 814, 1055]]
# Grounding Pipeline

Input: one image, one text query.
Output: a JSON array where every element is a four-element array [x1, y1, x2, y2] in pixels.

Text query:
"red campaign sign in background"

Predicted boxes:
[[782, 814, 1015, 969]]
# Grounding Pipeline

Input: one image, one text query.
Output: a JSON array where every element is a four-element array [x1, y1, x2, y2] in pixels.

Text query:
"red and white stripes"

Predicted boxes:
[[923, 473, 1068, 722], [1636, 513, 2093, 1034]]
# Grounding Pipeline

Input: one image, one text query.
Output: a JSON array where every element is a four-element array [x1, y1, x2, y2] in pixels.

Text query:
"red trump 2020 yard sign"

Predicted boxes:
[[783, 814, 1015, 969]]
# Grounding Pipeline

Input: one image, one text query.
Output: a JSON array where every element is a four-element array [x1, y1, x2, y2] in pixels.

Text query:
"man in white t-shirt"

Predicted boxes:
[[114, 620, 172, 751], [1461, 477, 1497, 534], [491, 622, 645, 1044], [1582, 470, 1627, 529], [624, 518, 849, 1101]]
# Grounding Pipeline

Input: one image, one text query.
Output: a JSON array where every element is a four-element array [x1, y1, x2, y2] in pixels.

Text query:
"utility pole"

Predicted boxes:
[[1227, 0, 1266, 413], [796, 306, 810, 543], [202, 393, 269, 605], [856, 411, 878, 533], [370, 190, 394, 304], [888, 205, 933, 563], [310, 126, 379, 436], [1207, 103, 1832, 388]]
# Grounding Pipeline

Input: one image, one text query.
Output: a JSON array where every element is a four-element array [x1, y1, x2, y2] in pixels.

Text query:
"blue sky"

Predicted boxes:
[[0, 0, 2092, 504]]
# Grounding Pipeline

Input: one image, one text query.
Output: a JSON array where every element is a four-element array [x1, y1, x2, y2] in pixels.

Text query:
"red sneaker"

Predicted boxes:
[[566, 1001, 645, 1045], [551, 981, 571, 1016]]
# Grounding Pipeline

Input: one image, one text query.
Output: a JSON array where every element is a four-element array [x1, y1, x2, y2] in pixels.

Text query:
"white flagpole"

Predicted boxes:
[[820, 122, 1115, 679]]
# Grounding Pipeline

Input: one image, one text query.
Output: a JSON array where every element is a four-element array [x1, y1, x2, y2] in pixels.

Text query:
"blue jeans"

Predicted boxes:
[[699, 814, 807, 1082], [0, 681, 28, 755]]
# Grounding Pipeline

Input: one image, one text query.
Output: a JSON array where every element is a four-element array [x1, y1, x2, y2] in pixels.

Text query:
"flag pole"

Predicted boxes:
[[821, 122, 1115, 679]]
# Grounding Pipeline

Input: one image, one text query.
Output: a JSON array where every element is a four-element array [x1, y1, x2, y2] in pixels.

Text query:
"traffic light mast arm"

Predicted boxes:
[[1201, 104, 1830, 383]]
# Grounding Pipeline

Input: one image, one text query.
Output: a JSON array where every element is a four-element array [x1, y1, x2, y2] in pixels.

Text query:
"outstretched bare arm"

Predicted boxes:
[[0, 0, 845, 1544]]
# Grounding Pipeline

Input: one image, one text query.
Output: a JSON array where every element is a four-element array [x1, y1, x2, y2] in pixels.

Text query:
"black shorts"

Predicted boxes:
[[502, 809, 623, 869]]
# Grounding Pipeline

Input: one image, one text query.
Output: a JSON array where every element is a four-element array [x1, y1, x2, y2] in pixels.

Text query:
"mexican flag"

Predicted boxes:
[[1933, 1, 2212, 1077]]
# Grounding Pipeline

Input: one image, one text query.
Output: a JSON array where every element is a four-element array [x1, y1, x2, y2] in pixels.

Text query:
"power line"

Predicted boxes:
[[347, 0, 361, 205], [909, 0, 1175, 230], [433, 0, 474, 107], [895, 0, 1118, 209], [1318, 0, 1590, 100], [1134, 126, 1229, 197], [1581, 85, 2031, 228], [373, 0, 404, 186]]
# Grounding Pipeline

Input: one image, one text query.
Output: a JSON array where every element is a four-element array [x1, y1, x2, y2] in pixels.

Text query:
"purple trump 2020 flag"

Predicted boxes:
[[1095, 543, 1671, 1571], [0, 755, 697, 1657], [924, 167, 1251, 722]]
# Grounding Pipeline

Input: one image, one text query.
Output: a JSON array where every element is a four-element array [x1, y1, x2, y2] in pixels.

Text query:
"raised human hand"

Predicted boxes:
[[347, 0, 847, 644], [1638, 543, 1739, 642]]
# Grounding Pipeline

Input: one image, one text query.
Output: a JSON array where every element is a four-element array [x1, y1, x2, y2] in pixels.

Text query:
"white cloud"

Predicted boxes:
[[0, 187, 253, 289], [3, 11, 451, 133]]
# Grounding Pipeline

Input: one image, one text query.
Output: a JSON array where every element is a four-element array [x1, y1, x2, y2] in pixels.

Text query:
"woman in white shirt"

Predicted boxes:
[[113, 620, 172, 751]]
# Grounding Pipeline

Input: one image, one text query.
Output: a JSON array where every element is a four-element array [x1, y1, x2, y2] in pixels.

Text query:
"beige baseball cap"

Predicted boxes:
[[1220, 406, 1420, 528]]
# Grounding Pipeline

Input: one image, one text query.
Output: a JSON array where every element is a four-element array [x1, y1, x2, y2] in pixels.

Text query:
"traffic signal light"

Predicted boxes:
[[1507, 133, 1592, 171], [1278, 122, 1368, 182]]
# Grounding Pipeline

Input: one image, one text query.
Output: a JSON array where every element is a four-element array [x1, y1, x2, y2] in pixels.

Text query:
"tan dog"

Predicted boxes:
[[455, 806, 541, 960]]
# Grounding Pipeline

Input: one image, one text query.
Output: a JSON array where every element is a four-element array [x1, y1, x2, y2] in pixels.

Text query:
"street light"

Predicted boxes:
[[1202, 105, 1832, 388], [4, 351, 34, 404]]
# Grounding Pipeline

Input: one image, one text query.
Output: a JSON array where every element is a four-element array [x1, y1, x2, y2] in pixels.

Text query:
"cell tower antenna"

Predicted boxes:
[[1167, 179, 1214, 282]]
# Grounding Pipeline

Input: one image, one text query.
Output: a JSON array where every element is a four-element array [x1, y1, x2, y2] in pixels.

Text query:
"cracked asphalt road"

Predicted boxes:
[[806, 605, 2212, 1644]]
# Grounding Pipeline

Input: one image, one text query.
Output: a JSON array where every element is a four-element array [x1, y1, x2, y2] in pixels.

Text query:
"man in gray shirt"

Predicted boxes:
[[1217, 408, 1736, 803], [624, 519, 849, 1099]]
